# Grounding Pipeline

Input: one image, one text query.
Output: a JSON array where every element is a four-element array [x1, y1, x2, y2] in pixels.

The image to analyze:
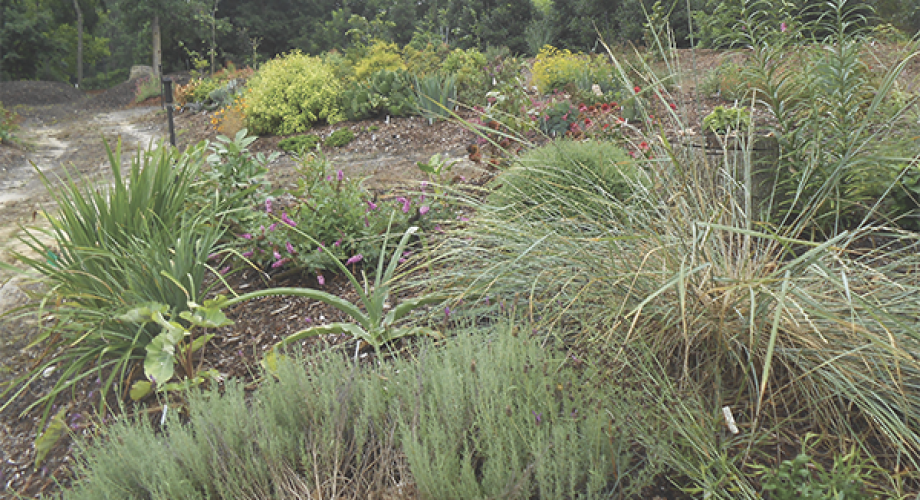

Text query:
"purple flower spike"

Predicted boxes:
[[286, 241, 296, 254], [345, 254, 363, 265], [419, 205, 430, 215], [281, 212, 297, 227], [268, 223, 277, 232], [337, 169, 344, 181], [397, 196, 411, 213], [219, 266, 232, 275], [242, 250, 254, 258], [265, 198, 273, 213], [366, 200, 378, 211], [317, 275, 325, 285], [240, 233, 253, 240], [333, 239, 342, 247], [273, 250, 282, 260], [444, 306, 451, 319], [533, 411, 542, 425], [271, 258, 290, 268]]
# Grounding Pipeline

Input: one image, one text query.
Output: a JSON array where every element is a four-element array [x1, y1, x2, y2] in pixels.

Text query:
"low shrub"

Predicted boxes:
[[439, 47, 488, 104], [233, 153, 420, 275], [531, 45, 586, 94], [66, 328, 660, 499], [341, 69, 416, 120], [278, 133, 320, 154], [352, 40, 406, 81], [403, 41, 452, 78], [245, 51, 345, 135], [490, 139, 643, 223], [324, 128, 355, 147]]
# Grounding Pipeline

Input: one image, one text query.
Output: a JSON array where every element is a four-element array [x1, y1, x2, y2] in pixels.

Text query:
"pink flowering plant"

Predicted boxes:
[[234, 153, 427, 273]]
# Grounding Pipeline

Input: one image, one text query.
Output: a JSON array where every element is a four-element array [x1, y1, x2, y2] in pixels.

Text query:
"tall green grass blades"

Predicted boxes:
[[1, 139, 220, 422], [758, 270, 789, 415], [414, 72, 457, 123]]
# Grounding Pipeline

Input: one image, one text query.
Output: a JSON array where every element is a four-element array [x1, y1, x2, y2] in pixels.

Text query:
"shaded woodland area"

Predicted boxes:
[[1, 0, 918, 87]]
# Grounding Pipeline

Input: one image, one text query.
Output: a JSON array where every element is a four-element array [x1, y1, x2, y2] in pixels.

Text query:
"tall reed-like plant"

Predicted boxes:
[[735, 0, 920, 233], [1, 140, 223, 421]]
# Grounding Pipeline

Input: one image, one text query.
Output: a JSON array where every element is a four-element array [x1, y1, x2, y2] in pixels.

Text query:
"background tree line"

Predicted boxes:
[[1, 0, 917, 84]]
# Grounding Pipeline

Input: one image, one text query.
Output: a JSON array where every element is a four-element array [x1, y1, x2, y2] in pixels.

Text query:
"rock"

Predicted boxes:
[[129, 65, 155, 81], [0, 278, 29, 316]]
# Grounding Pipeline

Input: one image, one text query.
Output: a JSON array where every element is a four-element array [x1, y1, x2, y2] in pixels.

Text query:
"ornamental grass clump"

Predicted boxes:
[[422, 6, 920, 493]]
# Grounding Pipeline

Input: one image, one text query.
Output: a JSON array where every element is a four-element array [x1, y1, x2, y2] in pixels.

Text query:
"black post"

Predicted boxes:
[[161, 77, 176, 147]]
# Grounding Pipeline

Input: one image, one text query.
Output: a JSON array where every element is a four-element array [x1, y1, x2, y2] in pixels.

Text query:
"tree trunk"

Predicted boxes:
[[73, 0, 83, 87], [152, 14, 161, 78]]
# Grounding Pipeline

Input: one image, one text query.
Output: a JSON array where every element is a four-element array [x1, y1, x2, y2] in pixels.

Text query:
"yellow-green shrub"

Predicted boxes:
[[531, 45, 587, 94], [439, 47, 487, 103], [245, 51, 344, 135], [353, 41, 406, 81], [403, 42, 451, 77]]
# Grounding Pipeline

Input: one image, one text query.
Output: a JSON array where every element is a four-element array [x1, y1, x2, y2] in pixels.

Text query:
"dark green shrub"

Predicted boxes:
[[278, 133, 320, 154], [341, 69, 416, 121], [324, 128, 355, 147]]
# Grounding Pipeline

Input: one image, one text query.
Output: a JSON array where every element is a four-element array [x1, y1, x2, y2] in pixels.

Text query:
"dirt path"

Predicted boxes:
[[0, 105, 167, 279]]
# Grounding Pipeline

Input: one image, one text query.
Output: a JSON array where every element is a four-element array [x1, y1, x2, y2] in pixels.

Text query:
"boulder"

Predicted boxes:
[[129, 65, 155, 81]]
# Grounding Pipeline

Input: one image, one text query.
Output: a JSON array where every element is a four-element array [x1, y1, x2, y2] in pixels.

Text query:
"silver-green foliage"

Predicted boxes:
[[399, 329, 653, 499], [66, 328, 658, 499], [414, 72, 457, 123], [489, 139, 644, 223]]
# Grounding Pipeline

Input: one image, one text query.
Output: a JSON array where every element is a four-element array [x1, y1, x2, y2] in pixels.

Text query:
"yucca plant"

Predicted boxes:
[[414, 72, 457, 124], [0, 140, 224, 423]]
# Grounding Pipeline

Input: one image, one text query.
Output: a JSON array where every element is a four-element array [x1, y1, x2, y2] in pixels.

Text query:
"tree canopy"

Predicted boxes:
[[0, 0, 916, 83]]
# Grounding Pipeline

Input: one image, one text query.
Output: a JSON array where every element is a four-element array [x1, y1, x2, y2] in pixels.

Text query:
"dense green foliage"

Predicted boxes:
[[244, 51, 344, 135], [4, 0, 917, 84], [66, 328, 658, 499], [1, 140, 223, 422]]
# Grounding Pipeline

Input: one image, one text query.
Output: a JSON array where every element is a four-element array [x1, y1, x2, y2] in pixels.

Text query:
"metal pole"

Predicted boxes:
[[161, 77, 176, 147]]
